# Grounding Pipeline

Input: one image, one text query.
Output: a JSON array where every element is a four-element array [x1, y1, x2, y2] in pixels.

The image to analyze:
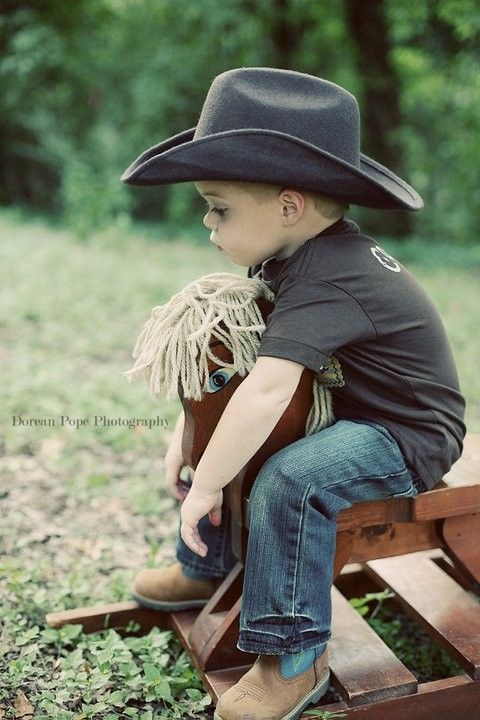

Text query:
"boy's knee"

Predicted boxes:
[[248, 448, 304, 507]]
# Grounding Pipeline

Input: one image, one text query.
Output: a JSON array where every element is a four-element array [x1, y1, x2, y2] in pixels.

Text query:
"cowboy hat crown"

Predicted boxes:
[[121, 67, 422, 211]]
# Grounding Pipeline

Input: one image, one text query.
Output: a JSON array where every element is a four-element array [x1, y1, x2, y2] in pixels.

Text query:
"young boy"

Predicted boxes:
[[121, 68, 466, 720]]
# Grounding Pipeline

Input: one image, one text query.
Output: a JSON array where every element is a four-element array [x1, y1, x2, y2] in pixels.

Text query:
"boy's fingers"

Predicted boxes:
[[189, 537, 207, 556], [164, 466, 187, 500], [184, 525, 207, 556], [209, 508, 222, 526]]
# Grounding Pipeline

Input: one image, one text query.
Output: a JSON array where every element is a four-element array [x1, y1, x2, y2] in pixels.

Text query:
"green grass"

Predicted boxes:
[[0, 207, 479, 718], [0, 208, 232, 458], [1, 207, 478, 456]]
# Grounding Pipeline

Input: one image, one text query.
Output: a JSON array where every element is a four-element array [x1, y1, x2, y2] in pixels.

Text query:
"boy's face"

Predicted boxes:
[[194, 180, 295, 267]]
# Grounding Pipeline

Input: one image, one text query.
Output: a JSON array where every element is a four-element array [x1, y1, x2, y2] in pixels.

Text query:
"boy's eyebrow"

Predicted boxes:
[[199, 190, 227, 199]]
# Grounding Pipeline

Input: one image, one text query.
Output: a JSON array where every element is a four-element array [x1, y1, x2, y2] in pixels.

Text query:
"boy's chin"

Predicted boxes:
[[224, 255, 248, 267], [220, 251, 266, 268]]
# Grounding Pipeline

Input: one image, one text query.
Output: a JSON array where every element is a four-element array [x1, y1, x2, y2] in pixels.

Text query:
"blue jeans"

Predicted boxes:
[[176, 419, 424, 655]]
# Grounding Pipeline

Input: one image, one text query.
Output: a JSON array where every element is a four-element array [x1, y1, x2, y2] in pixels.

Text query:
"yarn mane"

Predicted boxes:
[[124, 272, 337, 435]]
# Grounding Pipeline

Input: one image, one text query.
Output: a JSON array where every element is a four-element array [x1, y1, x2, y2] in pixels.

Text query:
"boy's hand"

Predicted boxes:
[[163, 409, 189, 501], [180, 485, 223, 557], [163, 451, 190, 501]]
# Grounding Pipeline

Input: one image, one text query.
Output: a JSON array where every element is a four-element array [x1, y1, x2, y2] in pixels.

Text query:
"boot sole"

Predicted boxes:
[[132, 591, 210, 611], [214, 669, 330, 720]]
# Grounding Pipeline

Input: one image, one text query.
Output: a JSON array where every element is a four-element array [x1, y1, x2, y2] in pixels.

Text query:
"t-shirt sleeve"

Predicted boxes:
[[257, 276, 377, 371]]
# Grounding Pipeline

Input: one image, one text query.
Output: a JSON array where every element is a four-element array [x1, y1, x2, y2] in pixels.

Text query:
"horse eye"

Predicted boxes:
[[206, 367, 237, 393]]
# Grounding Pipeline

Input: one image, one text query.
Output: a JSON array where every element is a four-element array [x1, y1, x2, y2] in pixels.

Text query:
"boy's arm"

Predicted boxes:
[[190, 355, 306, 495]]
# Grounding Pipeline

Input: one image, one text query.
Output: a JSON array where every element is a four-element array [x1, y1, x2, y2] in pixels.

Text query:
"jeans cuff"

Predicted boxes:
[[181, 563, 224, 581], [177, 556, 227, 579], [237, 630, 331, 655]]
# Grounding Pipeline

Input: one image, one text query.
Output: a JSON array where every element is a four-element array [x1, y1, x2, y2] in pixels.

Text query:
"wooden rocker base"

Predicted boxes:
[[47, 552, 480, 718], [47, 434, 480, 718]]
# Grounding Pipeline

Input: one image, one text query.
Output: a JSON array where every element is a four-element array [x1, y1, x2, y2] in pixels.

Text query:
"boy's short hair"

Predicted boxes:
[[232, 181, 349, 220]]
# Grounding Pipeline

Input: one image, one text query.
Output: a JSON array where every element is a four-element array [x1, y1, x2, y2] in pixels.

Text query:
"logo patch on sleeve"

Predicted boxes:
[[317, 356, 344, 388], [370, 245, 401, 272]]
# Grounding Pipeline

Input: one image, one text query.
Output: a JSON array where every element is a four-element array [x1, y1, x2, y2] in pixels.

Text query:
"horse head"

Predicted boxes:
[[124, 272, 341, 505]]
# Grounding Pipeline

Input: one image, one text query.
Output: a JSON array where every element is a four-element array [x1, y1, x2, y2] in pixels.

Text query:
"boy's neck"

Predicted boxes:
[[275, 215, 344, 261]]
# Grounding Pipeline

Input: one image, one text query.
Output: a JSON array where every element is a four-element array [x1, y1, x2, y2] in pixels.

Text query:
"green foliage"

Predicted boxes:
[[349, 589, 464, 682], [1, 0, 479, 241], [349, 589, 394, 616], [59, 128, 133, 240], [0, 557, 212, 718]]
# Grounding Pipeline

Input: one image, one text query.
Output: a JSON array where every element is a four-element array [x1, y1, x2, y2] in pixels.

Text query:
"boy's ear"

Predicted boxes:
[[278, 188, 305, 224]]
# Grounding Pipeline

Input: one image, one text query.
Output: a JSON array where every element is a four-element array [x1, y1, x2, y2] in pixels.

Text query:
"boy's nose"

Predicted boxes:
[[203, 212, 216, 230]]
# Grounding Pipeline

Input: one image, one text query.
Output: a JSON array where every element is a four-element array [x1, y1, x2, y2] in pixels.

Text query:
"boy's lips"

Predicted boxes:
[[210, 237, 227, 253], [210, 236, 224, 251]]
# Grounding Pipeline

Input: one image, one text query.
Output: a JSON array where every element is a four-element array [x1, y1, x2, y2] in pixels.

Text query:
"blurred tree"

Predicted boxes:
[[345, 0, 412, 237], [387, 0, 480, 242], [0, 0, 132, 235], [0, 0, 478, 242]]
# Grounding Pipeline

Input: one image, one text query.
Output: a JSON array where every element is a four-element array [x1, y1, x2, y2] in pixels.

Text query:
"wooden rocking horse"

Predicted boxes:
[[47, 273, 480, 719]]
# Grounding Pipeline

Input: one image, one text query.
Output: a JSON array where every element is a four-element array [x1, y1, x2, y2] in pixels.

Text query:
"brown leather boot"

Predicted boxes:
[[132, 562, 224, 610], [214, 649, 330, 720]]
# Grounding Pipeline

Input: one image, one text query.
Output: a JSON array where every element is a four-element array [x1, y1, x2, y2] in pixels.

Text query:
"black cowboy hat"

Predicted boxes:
[[121, 67, 423, 211]]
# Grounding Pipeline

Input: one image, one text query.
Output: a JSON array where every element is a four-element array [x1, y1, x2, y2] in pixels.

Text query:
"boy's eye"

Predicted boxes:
[[207, 204, 227, 217], [205, 367, 237, 393]]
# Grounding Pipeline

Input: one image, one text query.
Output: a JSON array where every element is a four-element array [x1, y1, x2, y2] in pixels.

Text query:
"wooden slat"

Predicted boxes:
[[442, 513, 480, 586], [171, 609, 256, 703], [329, 586, 417, 706], [366, 552, 480, 679], [202, 663, 256, 703], [45, 601, 171, 634], [306, 675, 480, 720], [336, 497, 414, 530], [335, 562, 389, 599], [335, 482, 480, 531], [411, 485, 480, 521], [347, 519, 440, 562], [168, 607, 203, 645]]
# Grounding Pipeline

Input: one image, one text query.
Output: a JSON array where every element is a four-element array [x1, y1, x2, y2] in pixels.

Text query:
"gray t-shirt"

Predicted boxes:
[[248, 218, 466, 489]]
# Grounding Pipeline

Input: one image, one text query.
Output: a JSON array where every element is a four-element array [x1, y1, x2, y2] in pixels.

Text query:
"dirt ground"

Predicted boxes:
[[0, 439, 180, 606]]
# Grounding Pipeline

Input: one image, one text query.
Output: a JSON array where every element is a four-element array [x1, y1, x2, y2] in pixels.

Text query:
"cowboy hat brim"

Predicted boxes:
[[121, 128, 423, 211]]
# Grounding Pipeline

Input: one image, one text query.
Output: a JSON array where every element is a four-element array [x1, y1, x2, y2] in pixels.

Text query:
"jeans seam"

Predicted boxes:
[[292, 483, 312, 617], [312, 466, 409, 492]]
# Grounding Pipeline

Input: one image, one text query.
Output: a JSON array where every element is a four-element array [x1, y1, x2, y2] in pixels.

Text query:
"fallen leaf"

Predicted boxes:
[[14, 690, 34, 718]]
